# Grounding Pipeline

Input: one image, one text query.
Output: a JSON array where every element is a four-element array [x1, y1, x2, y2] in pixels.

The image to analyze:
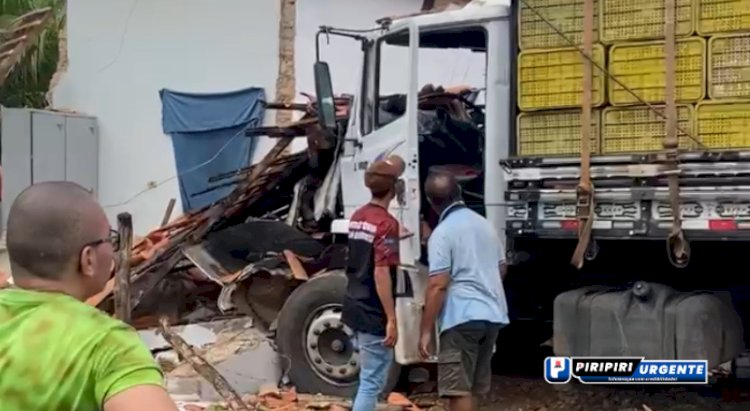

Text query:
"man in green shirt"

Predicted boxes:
[[0, 181, 178, 411]]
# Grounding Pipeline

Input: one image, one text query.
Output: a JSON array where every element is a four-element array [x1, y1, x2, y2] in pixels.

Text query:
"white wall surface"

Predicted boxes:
[[53, 0, 281, 234], [294, 0, 423, 97], [295, 0, 486, 98], [51, 0, 485, 234]]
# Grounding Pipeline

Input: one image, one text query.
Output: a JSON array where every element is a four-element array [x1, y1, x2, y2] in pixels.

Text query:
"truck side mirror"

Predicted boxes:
[[313, 61, 337, 133]]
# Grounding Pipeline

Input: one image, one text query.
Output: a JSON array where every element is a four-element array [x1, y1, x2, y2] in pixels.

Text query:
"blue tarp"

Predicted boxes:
[[159, 87, 265, 211]]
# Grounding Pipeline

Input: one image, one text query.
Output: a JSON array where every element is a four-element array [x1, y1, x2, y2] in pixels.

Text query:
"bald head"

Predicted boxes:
[[425, 172, 461, 211], [6, 181, 106, 279]]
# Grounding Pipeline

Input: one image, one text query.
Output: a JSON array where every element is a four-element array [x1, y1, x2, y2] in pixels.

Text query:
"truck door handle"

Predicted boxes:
[[345, 138, 362, 149]]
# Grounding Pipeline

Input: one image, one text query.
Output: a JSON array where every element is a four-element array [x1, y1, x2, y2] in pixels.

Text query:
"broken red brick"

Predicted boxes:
[[387, 393, 421, 411]]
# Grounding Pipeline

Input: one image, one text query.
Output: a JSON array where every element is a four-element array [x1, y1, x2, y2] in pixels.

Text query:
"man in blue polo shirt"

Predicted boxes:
[[418, 172, 509, 411]]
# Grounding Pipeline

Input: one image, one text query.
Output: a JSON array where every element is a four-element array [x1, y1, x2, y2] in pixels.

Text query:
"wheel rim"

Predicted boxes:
[[303, 303, 360, 385]]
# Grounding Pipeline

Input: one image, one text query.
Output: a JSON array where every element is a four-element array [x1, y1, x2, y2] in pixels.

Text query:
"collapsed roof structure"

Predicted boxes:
[[88, 93, 353, 329]]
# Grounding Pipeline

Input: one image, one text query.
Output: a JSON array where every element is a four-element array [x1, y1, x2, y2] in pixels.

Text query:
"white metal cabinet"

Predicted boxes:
[[1, 107, 99, 230], [32, 111, 67, 183], [65, 115, 99, 194]]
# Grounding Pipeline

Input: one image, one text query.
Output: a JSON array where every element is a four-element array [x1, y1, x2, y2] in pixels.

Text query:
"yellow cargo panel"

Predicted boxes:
[[602, 105, 696, 154], [708, 34, 750, 100], [517, 109, 601, 157], [600, 0, 694, 43], [608, 37, 706, 106], [519, 0, 600, 50], [518, 44, 606, 111], [697, 0, 750, 36], [696, 101, 750, 150]]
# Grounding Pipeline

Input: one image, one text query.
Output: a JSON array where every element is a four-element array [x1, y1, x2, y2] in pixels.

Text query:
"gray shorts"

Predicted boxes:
[[437, 320, 501, 397]]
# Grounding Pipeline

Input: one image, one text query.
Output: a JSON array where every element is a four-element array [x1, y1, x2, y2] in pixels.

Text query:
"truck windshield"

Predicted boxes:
[[363, 26, 487, 134]]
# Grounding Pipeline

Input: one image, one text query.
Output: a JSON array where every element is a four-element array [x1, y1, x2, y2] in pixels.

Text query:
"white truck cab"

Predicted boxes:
[[313, 1, 513, 365], [321, 2, 513, 263]]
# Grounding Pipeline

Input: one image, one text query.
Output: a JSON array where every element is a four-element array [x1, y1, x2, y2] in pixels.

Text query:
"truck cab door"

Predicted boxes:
[[340, 22, 421, 265]]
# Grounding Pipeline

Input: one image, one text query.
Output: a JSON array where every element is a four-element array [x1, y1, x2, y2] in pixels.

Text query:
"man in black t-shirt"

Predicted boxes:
[[343, 155, 404, 411]]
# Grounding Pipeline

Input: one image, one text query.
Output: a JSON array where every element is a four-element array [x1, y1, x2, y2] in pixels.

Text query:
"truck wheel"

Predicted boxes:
[[276, 270, 401, 397]]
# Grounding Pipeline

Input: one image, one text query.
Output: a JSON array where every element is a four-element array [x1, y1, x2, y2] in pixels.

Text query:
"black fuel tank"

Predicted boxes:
[[553, 282, 744, 368]]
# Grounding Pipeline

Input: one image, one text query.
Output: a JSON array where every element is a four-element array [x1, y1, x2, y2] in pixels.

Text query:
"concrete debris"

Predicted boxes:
[[139, 317, 280, 401], [158, 317, 251, 411]]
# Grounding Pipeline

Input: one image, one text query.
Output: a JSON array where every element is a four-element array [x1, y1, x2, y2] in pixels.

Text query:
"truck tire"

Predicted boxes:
[[276, 270, 401, 397]]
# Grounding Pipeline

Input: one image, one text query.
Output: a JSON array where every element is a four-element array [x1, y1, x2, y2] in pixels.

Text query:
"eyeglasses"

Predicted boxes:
[[83, 229, 121, 252]]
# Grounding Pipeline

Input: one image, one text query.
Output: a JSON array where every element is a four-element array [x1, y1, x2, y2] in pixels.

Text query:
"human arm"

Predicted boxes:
[[399, 225, 415, 240], [104, 386, 178, 411], [95, 327, 178, 411], [373, 218, 400, 346], [498, 236, 508, 280], [420, 217, 432, 245], [419, 231, 451, 358]]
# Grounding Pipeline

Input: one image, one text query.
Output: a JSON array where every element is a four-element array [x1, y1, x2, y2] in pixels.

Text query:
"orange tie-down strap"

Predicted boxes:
[[85, 214, 198, 307]]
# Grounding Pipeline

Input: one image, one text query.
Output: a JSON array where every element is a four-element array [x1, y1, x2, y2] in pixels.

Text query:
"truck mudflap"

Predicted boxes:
[[552, 281, 745, 369]]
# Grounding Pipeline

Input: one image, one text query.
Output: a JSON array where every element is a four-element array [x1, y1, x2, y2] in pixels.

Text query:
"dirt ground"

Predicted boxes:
[[176, 375, 750, 411], [462, 376, 750, 411]]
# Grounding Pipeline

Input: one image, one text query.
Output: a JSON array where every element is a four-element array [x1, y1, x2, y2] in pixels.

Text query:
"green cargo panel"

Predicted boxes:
[[519, 0, 600, 50], [517, 109, 601, 157], [600, 0, 694, 43], [608, 37, 706, 106], [518, 44, 607, 111]]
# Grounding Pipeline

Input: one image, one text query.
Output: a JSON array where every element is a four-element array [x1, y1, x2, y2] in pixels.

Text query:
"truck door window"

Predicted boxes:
[[415, 27, 488, 218], [368, 30, 410, 133]]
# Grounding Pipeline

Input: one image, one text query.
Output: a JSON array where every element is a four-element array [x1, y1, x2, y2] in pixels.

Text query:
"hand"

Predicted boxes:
[[420, 220, 432, 245], [384, 318, 398, 347], [418, 330, 432, 359], [399, 226, 415, 240]]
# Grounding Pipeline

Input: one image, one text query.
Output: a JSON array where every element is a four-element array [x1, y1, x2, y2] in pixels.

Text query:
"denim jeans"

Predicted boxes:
[[351, 332, 394, 411]]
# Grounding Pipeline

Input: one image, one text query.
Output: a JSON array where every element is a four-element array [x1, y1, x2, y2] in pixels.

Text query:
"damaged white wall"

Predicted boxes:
[[52, 0, 282, 234], [50, 0, 471, 234]]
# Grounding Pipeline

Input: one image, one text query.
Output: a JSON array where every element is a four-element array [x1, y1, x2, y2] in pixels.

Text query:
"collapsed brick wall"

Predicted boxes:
[[275, 0, 296, 129]]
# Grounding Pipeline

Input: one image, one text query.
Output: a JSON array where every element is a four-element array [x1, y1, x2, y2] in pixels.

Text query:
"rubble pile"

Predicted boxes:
[[176, 387, 429, 411], [87, 93, 353, 328]]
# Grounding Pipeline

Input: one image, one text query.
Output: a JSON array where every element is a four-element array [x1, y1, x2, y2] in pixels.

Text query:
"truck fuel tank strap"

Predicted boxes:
[[571, 0, 596, 270], [663, 0, 689, 268]]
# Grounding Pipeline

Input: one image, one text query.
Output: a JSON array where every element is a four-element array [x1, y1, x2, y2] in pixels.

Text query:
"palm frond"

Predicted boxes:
[[0, 0, 64, 108]]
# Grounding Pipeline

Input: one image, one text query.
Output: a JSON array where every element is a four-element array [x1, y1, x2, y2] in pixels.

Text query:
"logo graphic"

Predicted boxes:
[[544, 356, 571, 384], [543, 357, 708, 384]]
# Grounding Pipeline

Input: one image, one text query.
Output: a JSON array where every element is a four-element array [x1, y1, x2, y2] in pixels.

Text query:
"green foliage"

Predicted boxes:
[[0, 0, 65, 108]]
